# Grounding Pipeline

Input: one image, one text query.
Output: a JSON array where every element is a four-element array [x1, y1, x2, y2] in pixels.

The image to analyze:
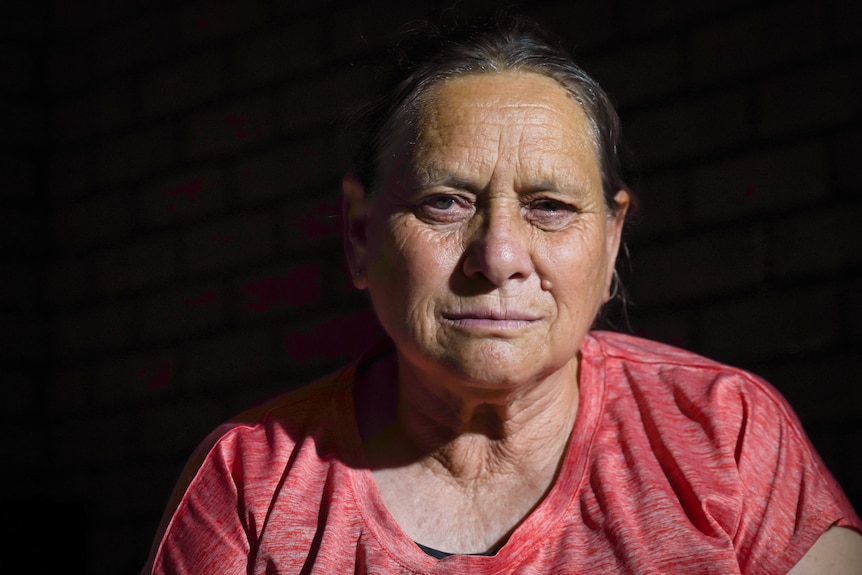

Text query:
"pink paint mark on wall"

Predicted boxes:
[[163, 178, 202, 197], [283, 309, 384, 361], [185, 289, 218, 309], [289, 200, 341, 241], [212, 233, 236, 244], [162, 177, 204, 213], [743, 172, 757, 198], [139, 360, 173, 389], [224, 113, 263, 140], [241, 263, 321, 313]]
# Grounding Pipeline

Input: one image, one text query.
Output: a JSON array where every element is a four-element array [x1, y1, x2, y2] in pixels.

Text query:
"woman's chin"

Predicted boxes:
[[431, 342, 562, 391]]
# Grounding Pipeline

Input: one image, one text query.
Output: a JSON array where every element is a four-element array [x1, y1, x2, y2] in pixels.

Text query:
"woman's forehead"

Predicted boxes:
[[409, 71, 600, 186], [419, 71, 591, 133]]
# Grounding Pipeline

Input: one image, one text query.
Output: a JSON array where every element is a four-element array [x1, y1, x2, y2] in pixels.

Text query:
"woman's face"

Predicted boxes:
[[345, 71, 628, 391]]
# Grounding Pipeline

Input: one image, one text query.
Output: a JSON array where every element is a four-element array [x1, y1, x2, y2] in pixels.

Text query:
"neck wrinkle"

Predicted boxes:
[[393, 351, 581, 485]]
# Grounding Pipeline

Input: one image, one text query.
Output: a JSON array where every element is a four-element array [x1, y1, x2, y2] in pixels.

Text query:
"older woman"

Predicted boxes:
[[143, 17, 861, 574]]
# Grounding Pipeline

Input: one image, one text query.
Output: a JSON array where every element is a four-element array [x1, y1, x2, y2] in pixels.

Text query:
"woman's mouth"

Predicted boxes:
[[441, 310, 542, 331]]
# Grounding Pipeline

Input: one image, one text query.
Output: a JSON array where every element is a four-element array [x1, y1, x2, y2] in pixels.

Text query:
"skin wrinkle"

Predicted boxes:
[[358, 69, 625, 434], [411, 70, 600, 173], [345, 70, 629, 553]]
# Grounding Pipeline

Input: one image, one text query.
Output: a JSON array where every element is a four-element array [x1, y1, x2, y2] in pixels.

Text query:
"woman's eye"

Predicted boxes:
[[526, 198, 579, 230], [416, 194, 473, 222], [428, 196, 456, 210], [530, 199, 574, 213], [533, 200, 564, 212]]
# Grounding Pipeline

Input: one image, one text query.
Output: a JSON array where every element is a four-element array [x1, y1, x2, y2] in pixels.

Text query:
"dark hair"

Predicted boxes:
[[348, 14, 634, 215]]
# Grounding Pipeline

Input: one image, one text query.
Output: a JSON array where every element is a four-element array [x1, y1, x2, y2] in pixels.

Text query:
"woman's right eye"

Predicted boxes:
[[416, 194, 472, 222]]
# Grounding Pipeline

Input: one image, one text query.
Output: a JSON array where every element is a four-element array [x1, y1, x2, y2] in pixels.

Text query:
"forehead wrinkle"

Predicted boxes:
[[415, 140, 501, 189], [515, 139, 598, 194], [510, 127, 599, 197], [412, 71, 601, 194], [414, 124, 500, 189]]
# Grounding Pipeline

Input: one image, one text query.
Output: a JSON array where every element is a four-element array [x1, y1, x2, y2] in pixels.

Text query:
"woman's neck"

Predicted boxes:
[[360, 349, 581, 484]]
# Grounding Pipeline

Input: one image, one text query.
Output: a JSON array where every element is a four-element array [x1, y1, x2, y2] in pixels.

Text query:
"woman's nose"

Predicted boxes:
[[462, 205, 534, 286]]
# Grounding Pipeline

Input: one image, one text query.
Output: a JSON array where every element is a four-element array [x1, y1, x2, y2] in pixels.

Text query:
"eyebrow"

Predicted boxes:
[[416, 169, 590, 199], [518, 181, 564, 194], [414, 157, 595, 197], [415, 167, 477, 191]]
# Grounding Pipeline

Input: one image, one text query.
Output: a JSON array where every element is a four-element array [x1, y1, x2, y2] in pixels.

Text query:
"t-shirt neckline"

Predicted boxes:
[[340, 333, 607, 571]]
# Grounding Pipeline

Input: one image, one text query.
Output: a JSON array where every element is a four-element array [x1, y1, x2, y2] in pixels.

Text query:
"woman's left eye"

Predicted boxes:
[[530, 199, 575, 213], [428, 196, 456, 210], [525, 198, 579, 229], [532, 199, 565, 212]]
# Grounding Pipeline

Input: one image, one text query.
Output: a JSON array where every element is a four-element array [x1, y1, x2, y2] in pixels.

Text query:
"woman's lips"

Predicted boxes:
[[441, 310, 541, 330]]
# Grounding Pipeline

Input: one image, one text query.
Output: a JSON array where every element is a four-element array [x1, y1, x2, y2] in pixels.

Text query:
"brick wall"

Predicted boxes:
[[16, 0, 861, 572]]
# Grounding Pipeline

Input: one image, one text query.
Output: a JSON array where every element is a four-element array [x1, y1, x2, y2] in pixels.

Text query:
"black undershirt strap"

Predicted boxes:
[[415, 541, 497, 559]]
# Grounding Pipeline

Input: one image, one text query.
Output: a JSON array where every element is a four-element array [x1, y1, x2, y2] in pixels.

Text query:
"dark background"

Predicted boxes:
[[2, 0, 860, 573]]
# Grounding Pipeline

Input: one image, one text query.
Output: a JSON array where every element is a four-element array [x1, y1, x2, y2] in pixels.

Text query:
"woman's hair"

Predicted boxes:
[[347, 14, 634, 215], [346, 13, 637, 327]]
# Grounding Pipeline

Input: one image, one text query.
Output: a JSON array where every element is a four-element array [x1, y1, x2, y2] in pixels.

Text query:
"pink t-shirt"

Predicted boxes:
[[144, 331, 861, 574]]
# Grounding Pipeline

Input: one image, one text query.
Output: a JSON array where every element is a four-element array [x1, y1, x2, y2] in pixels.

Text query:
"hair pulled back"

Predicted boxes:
[[348, 14, 633, 214]]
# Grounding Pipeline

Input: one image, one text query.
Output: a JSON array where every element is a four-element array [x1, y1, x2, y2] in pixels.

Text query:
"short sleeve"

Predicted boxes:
[[142, 425, 256, 575], [727, 374, 861, 574]]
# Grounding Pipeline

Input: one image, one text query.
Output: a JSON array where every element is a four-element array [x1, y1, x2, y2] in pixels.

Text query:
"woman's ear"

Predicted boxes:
[[603, 189, 630, 302], [342, 173, 370, 290]]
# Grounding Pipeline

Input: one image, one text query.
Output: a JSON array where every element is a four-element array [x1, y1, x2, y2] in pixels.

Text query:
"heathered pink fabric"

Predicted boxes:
[[144, 331, 861, 574]]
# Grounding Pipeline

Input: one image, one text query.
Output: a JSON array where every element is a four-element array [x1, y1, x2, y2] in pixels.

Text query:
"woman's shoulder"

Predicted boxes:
[[188, 338, 392, 479], [587, 330, 765, 384], [579, 332, 859, 570], [584, 329, 794, 422], [168, 364, 361, 499], [586, 330, 731, 370], [231, 365, 355, 428]]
